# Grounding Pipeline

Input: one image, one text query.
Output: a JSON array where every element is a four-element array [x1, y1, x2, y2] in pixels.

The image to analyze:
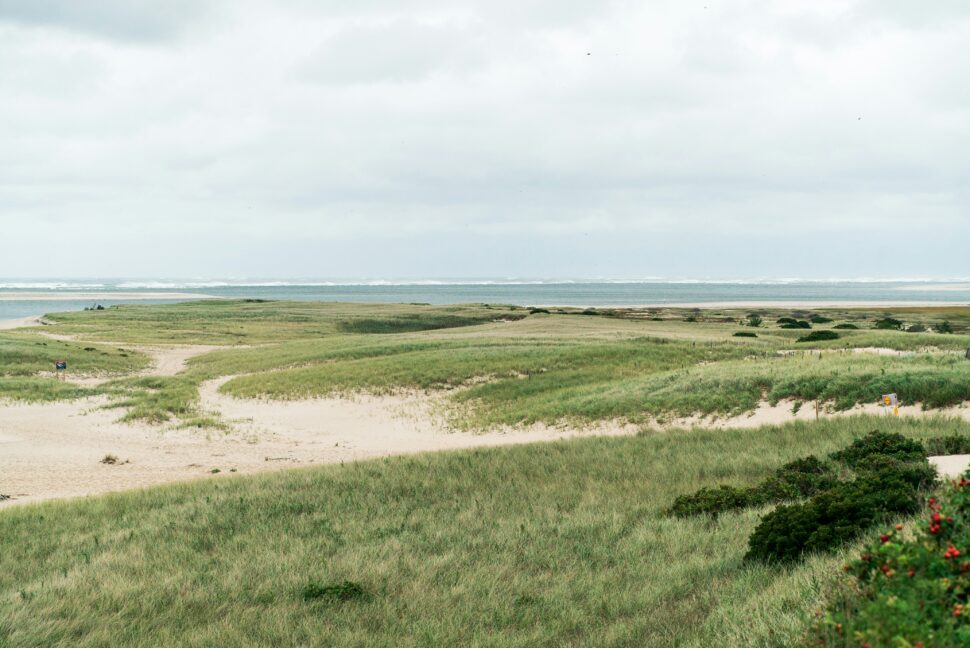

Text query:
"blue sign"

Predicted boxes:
[[55, 361, 67, 370]]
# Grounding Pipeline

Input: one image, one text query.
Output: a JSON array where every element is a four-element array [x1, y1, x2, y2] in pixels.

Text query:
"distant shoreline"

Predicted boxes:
[[0, 292, 216, 301]]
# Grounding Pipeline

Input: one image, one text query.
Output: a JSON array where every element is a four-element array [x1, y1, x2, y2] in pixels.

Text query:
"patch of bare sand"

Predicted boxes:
[[665, 400, 970, 430], [199, 377, 637, 468], [0, 316, 44, 331], [930, 455, 970, 478], [0, 378, 635, 507]]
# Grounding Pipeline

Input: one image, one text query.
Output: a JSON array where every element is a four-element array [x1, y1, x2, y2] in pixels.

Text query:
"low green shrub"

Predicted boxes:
[[668, 456, 836, 517], [528, 308, 551, 315], [833, 323, 860, 330], [830, 430, 926, 468], [746, 314, 763, 327], [906, 323, 928, 333], [810, 315, 834, 324], [303, 581, 370, 603], [745, 467, 925, 563], [780, 320, 812, 330], [668, 485, 753, 517], [814, 475, 970, 645], [733, 331, 757, 338], [875, 317, 904, 330], [939, 320, 955, 334], [796, 330, 840, 343]]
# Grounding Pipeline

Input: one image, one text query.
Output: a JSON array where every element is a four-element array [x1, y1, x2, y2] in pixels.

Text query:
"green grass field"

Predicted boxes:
[[2, 301, 970, 645], [3, 415, 966, 647], [4, 300, 967, 427]]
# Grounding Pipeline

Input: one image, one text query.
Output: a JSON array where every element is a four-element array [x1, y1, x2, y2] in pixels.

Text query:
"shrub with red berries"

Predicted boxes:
[[814, 471, 970, 646]]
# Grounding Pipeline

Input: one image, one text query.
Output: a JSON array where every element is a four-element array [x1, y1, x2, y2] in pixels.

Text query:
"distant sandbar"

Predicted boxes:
[[0, 292, 215, 301]]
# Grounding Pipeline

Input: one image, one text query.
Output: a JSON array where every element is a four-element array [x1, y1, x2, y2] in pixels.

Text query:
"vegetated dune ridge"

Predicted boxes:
[[3, 301, 970, 506], [2, 343, 969, 506]]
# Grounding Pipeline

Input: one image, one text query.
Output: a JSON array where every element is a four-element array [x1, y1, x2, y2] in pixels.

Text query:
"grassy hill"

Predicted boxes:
[[3, 415, 965, 647]]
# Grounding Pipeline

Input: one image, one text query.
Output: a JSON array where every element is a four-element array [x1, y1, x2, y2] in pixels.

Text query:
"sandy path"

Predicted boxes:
[[0, 316, 43, 331], [0, 372, 634, 507]]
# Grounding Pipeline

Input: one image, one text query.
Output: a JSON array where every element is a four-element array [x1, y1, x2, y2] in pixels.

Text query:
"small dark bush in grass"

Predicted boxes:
[[528, 308, 550, 315], [668, 485, 753, 517], [833, 323, 859, 330], [810, 315, 833, 324], [337, 314, 518, 334], [923, 434, 970, 456], [939, 320, 955, 334], [745, 471, 924, 563], [746, 314, 763, 327], [777, 317, 797, 325], [733, 331, 757, 338], [906, 323, 928, 333], [829, 431, 926, 468], [684, 315, 698, 323], [303, 581, 370, 603], [796, 330, 840, 343], [780, 321, 812, 330], [668, 456, 836, 517], [581, 309, 599, 316], [874, 317, 904, 330]]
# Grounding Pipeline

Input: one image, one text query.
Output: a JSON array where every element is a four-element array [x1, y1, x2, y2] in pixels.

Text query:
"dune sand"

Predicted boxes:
[[3, 343, 970, 507]]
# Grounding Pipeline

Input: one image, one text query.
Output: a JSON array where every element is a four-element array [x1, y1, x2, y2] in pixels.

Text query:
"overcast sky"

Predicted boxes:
[[1, 0, 967, 279]]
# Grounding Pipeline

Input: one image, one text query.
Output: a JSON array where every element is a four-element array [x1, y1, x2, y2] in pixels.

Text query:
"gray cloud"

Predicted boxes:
[[0, 0, 212, 40], [0, 0, 968, 278]]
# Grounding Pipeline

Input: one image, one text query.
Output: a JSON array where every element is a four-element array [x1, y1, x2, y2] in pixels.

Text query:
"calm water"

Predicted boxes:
[[2, 279, 969, 321]]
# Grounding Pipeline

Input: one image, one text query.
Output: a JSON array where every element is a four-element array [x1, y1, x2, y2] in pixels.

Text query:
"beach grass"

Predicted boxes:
[[0, 332, 149, 403], [2, 414, 965, 647], [4, 301, 967, 425]]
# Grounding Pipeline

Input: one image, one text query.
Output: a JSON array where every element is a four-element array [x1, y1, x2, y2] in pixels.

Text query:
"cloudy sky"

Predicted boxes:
[[1, 0, 967, 279]]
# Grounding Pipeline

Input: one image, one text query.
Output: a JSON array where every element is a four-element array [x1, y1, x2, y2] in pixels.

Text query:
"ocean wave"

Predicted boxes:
[[0, 282, 107, 290], [5, 278, 970, 290]]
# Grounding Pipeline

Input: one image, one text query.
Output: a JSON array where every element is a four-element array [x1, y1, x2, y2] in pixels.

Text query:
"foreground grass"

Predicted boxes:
[[1, 415, 966, 647]]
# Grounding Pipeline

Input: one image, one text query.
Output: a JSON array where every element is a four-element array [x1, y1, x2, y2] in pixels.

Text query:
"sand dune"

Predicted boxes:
[[3, 341, 970, 507]]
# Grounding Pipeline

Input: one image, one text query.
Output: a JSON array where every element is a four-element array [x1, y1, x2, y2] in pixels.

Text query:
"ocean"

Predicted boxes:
[[2, 279, 970, 321]]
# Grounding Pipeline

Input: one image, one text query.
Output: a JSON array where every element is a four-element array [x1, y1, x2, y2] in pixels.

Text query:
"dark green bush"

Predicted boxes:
[[781, 321, 812, 330], [833, 323, 859, 330], [796, 330, 840, 343], [810, 315, 834, 324], [733, 331, 757, 338], [528, 308, 550, 314], [745, 471, 924, 563], [906, 324, 928, 333], [668, 485, 753, 517], [938, 321, 955, 334], [746, 314, 763, 327], [874, 317, 904, 330], [668, 456, 836, 518], [777, 317, 798, 325], [829, 431, 926, 468], [303, 580, 370, 603]]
